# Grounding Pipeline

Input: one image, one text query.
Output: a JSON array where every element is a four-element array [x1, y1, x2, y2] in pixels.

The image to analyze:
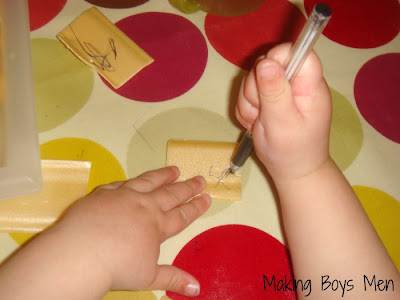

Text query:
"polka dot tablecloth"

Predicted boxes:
[[1, 0, 399, 299]]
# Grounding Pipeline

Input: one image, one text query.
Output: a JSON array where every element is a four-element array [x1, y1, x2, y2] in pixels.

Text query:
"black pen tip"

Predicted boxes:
[[315, 3, 332, 19]]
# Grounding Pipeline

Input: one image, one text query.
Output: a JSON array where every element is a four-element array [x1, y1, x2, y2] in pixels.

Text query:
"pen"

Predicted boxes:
[[227, 3, 332, 175]]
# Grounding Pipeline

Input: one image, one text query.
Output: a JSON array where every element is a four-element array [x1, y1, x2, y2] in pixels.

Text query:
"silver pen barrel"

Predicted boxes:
[[284, 3, 332, 82], [229, 3, 332, 173]]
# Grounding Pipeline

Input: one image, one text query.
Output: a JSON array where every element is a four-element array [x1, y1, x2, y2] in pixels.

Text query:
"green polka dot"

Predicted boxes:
[[127, 107, 250, 217], [329, 88, 363, 170], [169, 0, 200, 14], [127, 108, 242, 177], [32, 38, 94, 132]]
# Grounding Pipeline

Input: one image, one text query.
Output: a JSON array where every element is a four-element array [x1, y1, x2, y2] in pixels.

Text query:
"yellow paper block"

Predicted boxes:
[[57, 7, 154, 89], [0, 160, 91, 233], [166, 140, 242, 201]]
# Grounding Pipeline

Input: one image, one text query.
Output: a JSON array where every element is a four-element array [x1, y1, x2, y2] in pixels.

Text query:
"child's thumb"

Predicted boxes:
[[255, 59, 298, 123], [150, 265, 200, 297]]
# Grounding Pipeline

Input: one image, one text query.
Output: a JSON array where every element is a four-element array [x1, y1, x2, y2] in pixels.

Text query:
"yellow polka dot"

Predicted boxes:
[[9, 232, 36, 245], [353, 185, 400, 270], [102, 291, 157, 300], [40, 138, 126, 193], [9, 138, 126, 245]]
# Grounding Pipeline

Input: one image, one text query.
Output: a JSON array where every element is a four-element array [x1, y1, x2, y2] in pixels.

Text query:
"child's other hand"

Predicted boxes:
[[235, 43, 332, 184], [50, 166, 210, 297]]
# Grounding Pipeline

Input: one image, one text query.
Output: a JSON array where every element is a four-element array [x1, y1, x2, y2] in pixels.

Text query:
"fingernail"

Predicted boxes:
[[200, 193, 211, 205], [185, 283, 200, 296], [255, 54, 266, 62], [259, 61, 278, 80], [168, 166, 180, 176], [195, 176, 206, 186]]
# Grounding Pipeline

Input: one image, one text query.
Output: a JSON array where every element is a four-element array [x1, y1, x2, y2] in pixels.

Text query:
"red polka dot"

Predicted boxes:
[[85, 0, 148, 9], [102, 13, 208, 102], [304, 0, 400, 49], [354, 53, 400, 143], [28, 0, 67, 31], [205, 0, 306, 70], [167, 225, 295, 299]]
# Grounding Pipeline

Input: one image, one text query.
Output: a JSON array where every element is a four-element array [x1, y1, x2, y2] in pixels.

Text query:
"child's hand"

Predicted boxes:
[[50, 166, 210, 297], [235, 44, 400, 300], [235, 43, 332, 184]]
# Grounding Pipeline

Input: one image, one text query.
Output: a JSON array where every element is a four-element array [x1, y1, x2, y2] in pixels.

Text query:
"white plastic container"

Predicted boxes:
[[0, 0, 42, 200]]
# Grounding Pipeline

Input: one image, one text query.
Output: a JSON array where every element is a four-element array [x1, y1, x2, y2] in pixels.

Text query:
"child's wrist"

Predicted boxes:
[[272, 156, 334, 191], [41, 223, 113, 294]]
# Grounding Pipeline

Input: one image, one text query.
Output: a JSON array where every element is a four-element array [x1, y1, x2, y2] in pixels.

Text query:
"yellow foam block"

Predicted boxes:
[[57, 7, 154, 89], [166, 140, 242, 201], [0, 160, 91, 233]]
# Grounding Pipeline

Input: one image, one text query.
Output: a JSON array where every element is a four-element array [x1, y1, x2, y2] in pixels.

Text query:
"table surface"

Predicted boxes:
[[0, 0, 399, 299]]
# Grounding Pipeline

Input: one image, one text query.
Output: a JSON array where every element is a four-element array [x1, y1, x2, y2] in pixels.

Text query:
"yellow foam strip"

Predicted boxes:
[[57, 7, 154, 89], [166, 140, 242, 201], [0, 160, 91, 233]]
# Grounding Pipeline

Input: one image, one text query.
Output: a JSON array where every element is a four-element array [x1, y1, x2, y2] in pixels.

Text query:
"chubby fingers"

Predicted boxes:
[[154, 175, 207, 211], [253, 56, 301, 131], [150, 174, 210, 239], [235, 69, 261, 131], [266, 43, 324, 99], [123, 166, 180, 193], [266, 43, 329, 125], [163, 193, 211, 239]]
